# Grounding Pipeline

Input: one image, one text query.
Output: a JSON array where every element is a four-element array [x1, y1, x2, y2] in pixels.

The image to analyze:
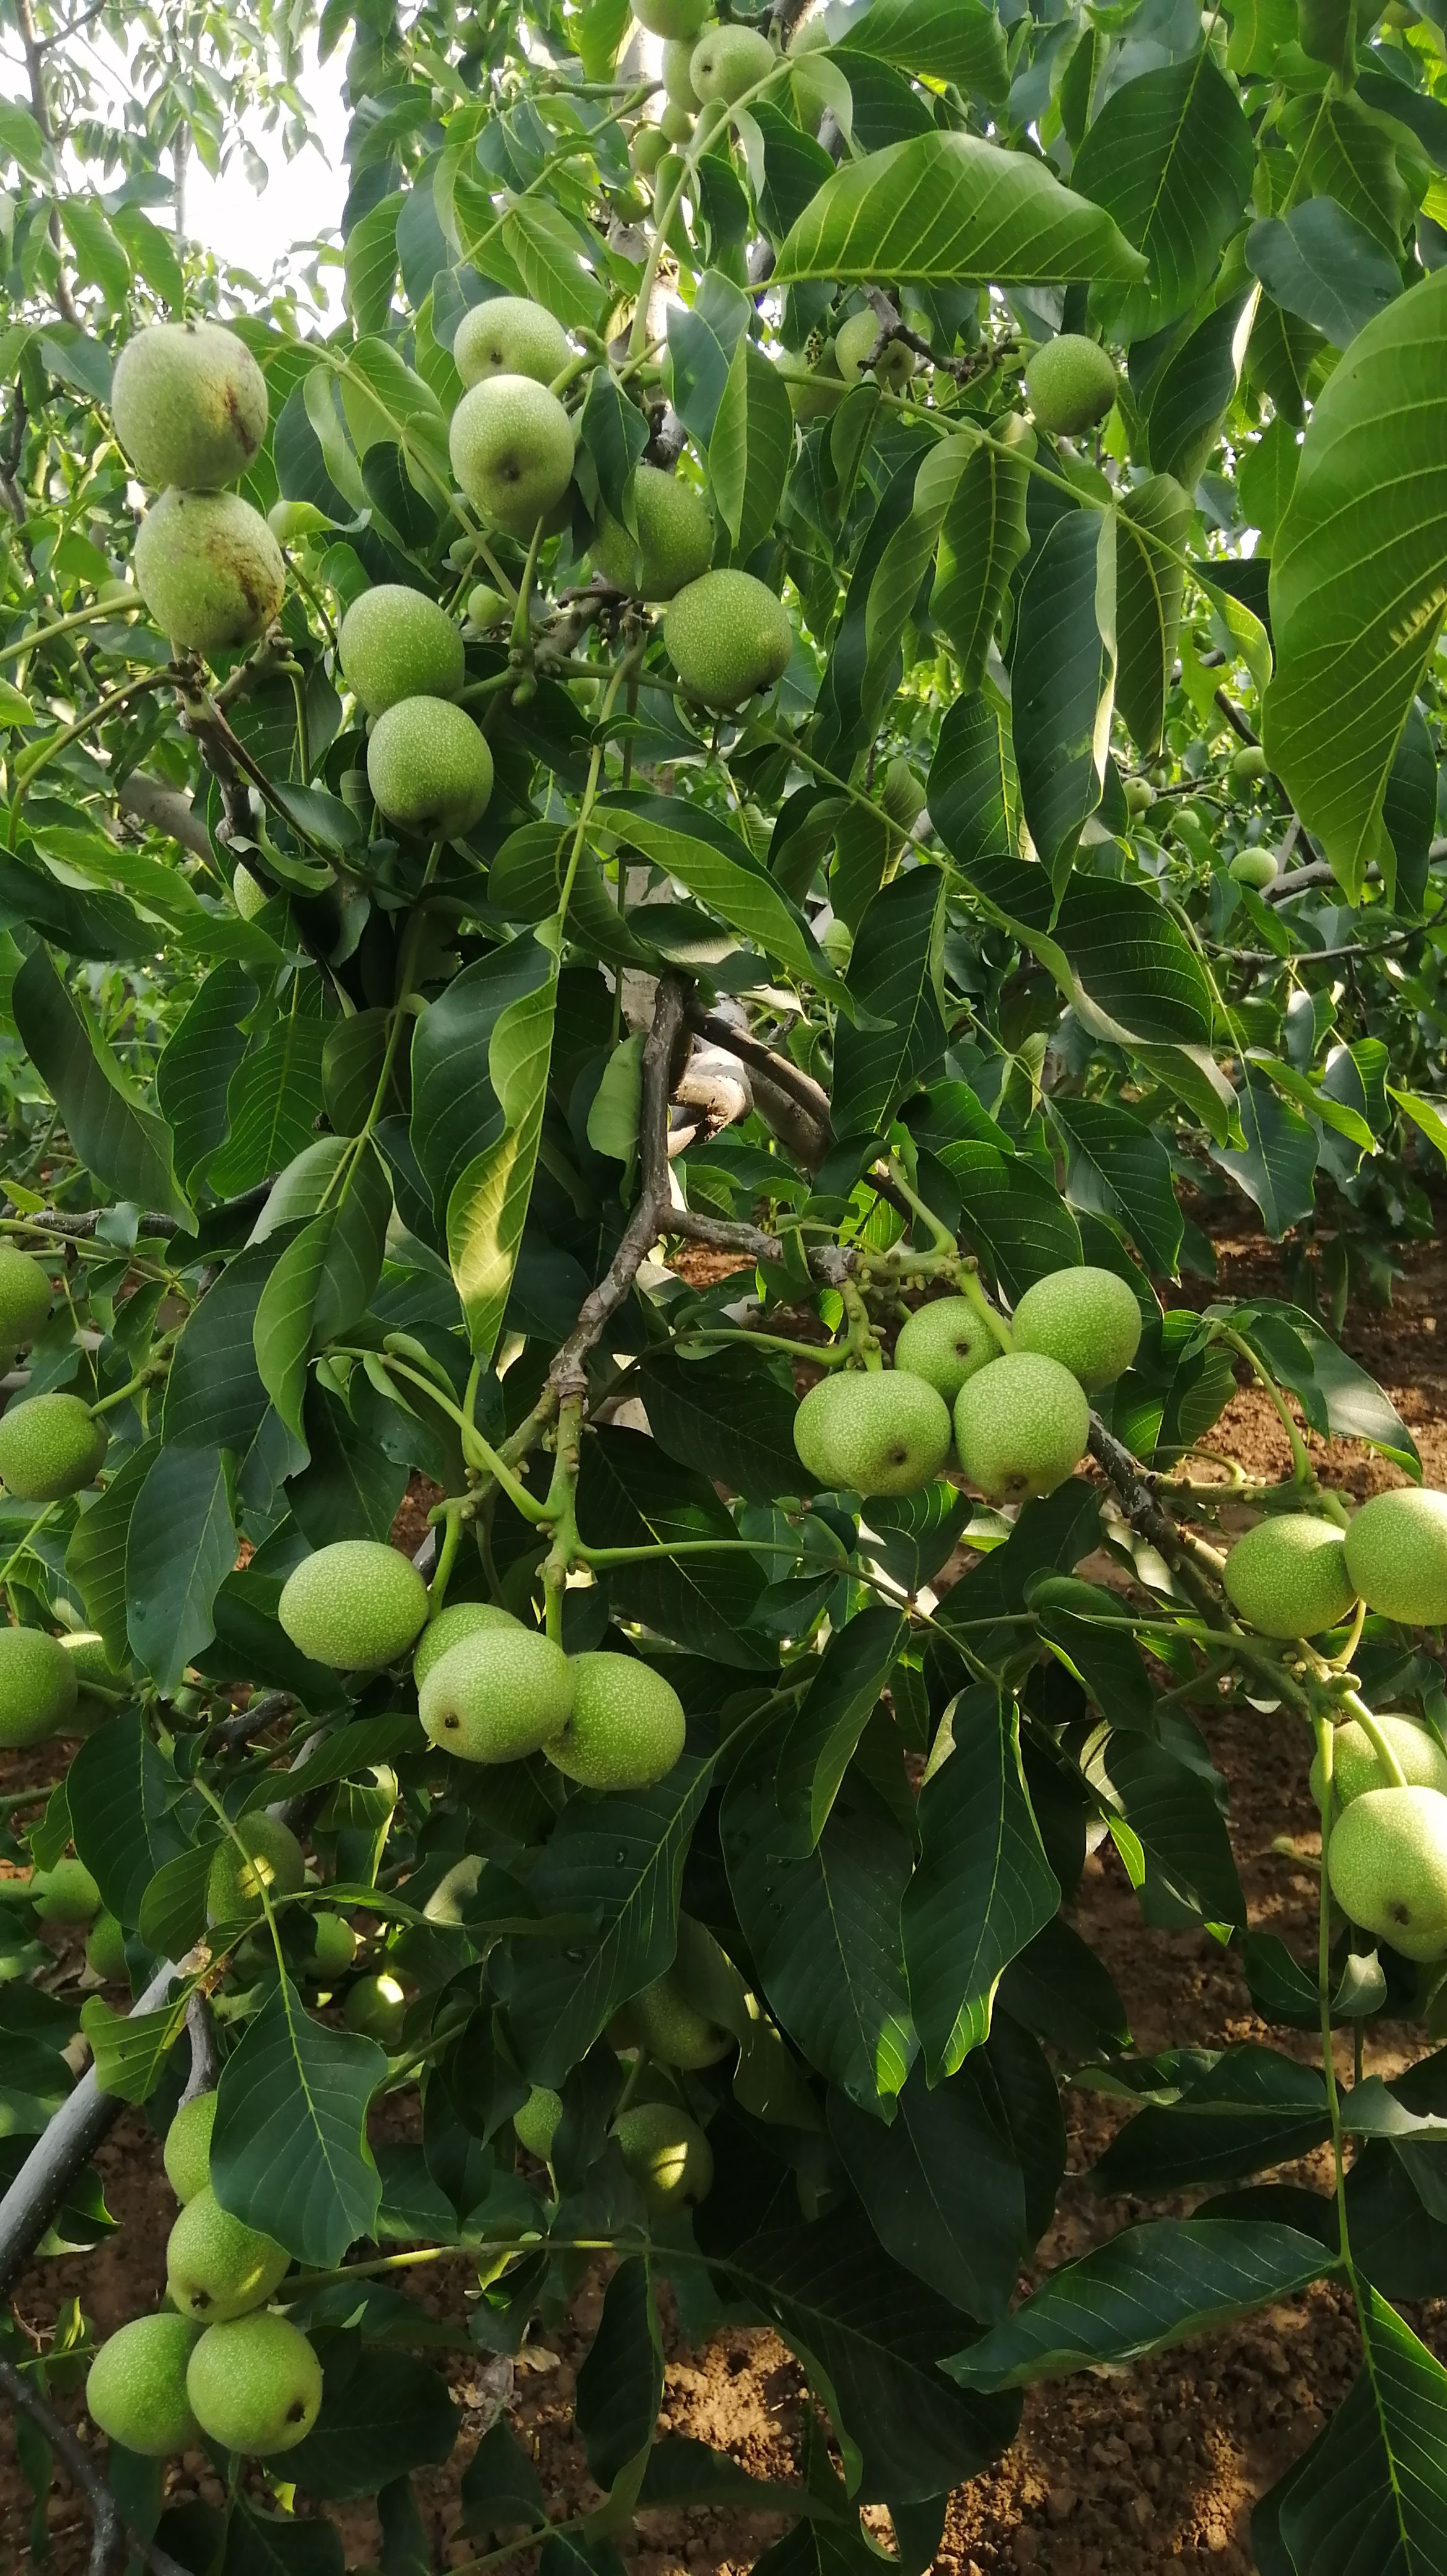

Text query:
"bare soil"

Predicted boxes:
[[6, 1215, 1447, 2574]]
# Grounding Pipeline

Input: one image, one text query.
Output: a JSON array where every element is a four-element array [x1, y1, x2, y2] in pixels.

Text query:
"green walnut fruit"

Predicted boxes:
[[1124, 778, 1156, 816], [367, 694, 494, 842], [467, 581, 509, 628], [1311, 1713, 1447, 1812], [689, 23, 775, 100], [546, 1651, 687, 1791], [233, 861, 270, 918], [111, 320, 268, 491], [1344, 1488, 1447, 1626], [186, 2312, 323, 2456], [1327, 1785, 1447, 1961], [413, 1599, 520, 1691], [952, 1352, 1090, 1504], [1023, 334, 1119, 437], [338, 585, 465, 718], [419, 1625, 574, 1764], [0, 1391, 107, 1500], [590, 462, 714, 600], [613, 1963, 732, 2069], [663, 569, 793, 708], [514, 2084, 562, 2160], [164, 2091, 218, 2204], [0, 1625, 78, 1748], [448, 374, 575, 536], [1222, 1514, 1356, 1640], [1230, 848, 1278, 890], [85, 1912, 128, 1982], [893, 1297, 997, 1404], [1012, 1266, 1143, 1391], [87, 2313, 200, 2458], [1231, 744, 1269, 784], [662, 35, 701, 104], [134, 489, 285, 656], [30, 1857, 100, 1925], [793, 1368, 952, 1499], [660, 100, 694, 142], [834, 308, 916, 393], [631, 121, 669, 175], [614, 2102, 714, 2211], [455, 295, 572, 391], [166, 2185, 291, 2323], [630, 0, 710, 38], [206, 1815, 306, 1926], [305, 1911, 358, 1978], [343, 1971, 406, 2047], [0, 1247, 50, 1347], [59, 1631, 121, 1691], [279, 1539, 429, 1670]]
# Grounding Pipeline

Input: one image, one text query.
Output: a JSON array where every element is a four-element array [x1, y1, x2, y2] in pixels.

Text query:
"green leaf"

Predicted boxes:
[[946, 2217, 1331, 2390], [125, 1445, 237, 1692], [598, 796, 837, 993], [1011, 509, 1116, 893], [711, 334, 794, 561], [505, 1753, 713, 2084], [12, 945, 188, 1221], [1254, 2285, 1447, 2571], [1146, 290, 1257, 492], [447, 928, 559, 1363], [723, 1751, 914, 2118], [1114, 476, 1192, 757], [772, 132, 1147, 286], [577, 368, 648, 531], [947, 852, 1214, 1054], [66, 1715, 189, 1930], [211, 1973, 385, 2265], [915, 1136, 1084, 1302], [902, 1688, 1060, 2082], [577, 1425, 772, 1669], [1262, 270, 1447, 899], [81, 1990, 191, 2103], [927, 692, 1021, 866], [156, 963, 259, 1192], [281, 2348, 460, 2498], [831, 868, 946, 1141], [66, 1437, 159, 1664], [163, 1245, 276, 1453], [1070, 55, 1255, 339], [1093, 2045, 1329, 2193], [1208, 1066, 1318, 1238], [636, 1349, 807, 1507], [931, 419, 1033, 692], [721, 2220, 1021, 2502], [1082, 1723, 1245, 1930], [209, 986, 330, 1197], [345, 191, 403, 333], [774, 1608, 907, 1853], [1052, 1096, 1182, 1272], [1246, 199, 1402, 350], [828, 2058, 1029, 2322], [842, 0, 1008, 100], [60, 200, 131, 308], [575, 2258, 663, 2494]]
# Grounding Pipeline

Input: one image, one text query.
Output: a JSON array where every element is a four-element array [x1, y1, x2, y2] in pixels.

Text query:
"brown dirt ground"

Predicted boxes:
[[6, 1215, 1447, 2575]]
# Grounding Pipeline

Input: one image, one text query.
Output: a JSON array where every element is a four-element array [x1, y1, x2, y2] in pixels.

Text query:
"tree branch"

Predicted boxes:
[[0, 1203, 182, 1240], [0, 1959, 178, 2293], [116, 770, 214, 864], [549, 975, 693, 1401], [0, 2349, 192, 2576], [1086, 1412, 1226, 1616]]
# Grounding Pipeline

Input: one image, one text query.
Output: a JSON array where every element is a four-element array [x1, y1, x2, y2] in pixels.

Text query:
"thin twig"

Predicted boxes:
[[0, 2349, 191, 2576]]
